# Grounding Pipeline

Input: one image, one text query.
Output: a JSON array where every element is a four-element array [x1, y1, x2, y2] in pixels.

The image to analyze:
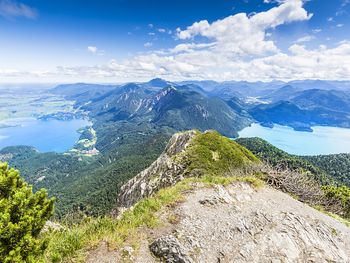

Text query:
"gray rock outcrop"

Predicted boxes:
[[117, 130, 197, 208], [149, 235, 193, 263]]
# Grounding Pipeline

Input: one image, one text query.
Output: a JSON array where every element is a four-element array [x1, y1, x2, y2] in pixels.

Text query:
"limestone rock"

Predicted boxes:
[[117, 130, 197, 208], [149, 235, 193, 263]]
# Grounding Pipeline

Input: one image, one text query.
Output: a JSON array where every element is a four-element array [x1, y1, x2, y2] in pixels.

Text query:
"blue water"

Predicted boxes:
[[0, 118, 90, 153], [238, 123, 350, 156]]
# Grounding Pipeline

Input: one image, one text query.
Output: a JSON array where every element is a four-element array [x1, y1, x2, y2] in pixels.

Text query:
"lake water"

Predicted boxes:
[[0, 118, 90, 152], [238, 123, 350, 156]]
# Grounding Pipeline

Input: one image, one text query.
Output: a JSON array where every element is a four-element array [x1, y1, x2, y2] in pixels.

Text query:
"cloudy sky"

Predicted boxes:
[[0, 0, 349, 83]]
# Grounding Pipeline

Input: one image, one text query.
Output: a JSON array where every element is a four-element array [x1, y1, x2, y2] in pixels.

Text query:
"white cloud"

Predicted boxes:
[[148, 23, 154, 28], [312, 28, 322, 33], [0, 0, 37, 19], [327, 17, 334, 22], [3, 0, 350, 82], [144, 42, 153, 48], [296, 35, 315, 43], [337, 23, 344, 27], [87, 46, 98, 54], [176, 0, 312, 56], [158, 28, 166, 33]]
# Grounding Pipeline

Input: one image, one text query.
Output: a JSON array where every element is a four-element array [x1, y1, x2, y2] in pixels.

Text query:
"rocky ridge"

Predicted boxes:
[[117, 130, 197, 208], [105, 130, 350, 262]]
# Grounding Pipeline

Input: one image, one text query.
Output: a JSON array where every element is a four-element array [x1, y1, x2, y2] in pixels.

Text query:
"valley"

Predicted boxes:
[[2, 78, 350, 217]]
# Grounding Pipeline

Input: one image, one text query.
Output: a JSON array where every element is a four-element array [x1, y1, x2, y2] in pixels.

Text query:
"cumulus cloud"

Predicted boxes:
[[175, 0, 311, 57], [2, 0, 350, 82], [0, 0, 38, 19]]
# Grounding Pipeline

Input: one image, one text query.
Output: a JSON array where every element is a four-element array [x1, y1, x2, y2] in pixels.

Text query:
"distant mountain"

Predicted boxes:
[[143, 78, 173, 88], [290, 89, 350, 113], [286, 80, 338, 91], [262, 85, 304, 102], [51, 83, 117, 105], [83, 83, 159, 121], [249, 101, 350, 131], [176, 80, 220, 92], [263, 86, 350, 112], [211, 81, 286, 99], [81, 82, 251, 137], [152, 86, 251, 137]]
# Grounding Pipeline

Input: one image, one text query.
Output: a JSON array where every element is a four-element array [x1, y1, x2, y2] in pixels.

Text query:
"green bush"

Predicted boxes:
[[0, 163, 54, 262], [185, 131, 259, 176], [322, 185, 350, 218]]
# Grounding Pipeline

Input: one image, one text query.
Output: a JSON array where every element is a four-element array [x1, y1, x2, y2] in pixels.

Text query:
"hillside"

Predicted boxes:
[[39, 130, 350, 263], [303, 154, 350, 187]]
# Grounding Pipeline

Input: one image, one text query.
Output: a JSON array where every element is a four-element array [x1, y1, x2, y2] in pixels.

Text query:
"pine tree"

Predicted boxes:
[[0, 162, 54, 262]]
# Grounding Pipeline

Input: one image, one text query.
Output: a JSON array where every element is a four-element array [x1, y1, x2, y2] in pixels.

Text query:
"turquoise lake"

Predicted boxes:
[[0, 118, 90, 153], [238, 123, 350, 156]]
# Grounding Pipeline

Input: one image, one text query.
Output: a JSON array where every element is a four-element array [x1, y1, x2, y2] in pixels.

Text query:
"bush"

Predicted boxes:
[[0, 163, 54, 262], [322, 185, 350, 218]]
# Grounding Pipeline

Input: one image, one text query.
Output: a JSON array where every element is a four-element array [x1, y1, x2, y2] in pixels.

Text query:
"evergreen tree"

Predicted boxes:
[[0, 162, 54, 262]]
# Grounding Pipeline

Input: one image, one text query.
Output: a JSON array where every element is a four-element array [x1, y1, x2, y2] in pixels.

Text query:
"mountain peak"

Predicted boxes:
[[147, 78, 170, 88], [117, 130, 258, 208]]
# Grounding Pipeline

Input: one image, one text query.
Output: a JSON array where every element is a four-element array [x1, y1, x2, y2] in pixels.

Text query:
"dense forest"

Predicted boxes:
[[303, 154, 350, 187], [0, 123, 170, 218]]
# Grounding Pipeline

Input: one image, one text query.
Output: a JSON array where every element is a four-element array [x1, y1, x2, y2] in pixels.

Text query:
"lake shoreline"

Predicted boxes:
[[0, 118, 91, 153], [238, 123, 350, 156]]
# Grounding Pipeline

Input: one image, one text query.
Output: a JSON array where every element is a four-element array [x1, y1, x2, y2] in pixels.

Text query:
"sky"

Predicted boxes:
[[0, 0, 349, 83]]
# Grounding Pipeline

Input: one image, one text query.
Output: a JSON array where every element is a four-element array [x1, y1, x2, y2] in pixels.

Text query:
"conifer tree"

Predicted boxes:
[[0, 163, 54, 262]]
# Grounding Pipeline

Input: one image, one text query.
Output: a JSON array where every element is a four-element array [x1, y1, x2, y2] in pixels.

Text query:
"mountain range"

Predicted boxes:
[[2, 78, 350, 217]]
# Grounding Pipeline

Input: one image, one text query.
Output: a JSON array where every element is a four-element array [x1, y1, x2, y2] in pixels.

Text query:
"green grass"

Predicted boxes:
[[40, 175, 263, 263], [183, 131, 259, 176]]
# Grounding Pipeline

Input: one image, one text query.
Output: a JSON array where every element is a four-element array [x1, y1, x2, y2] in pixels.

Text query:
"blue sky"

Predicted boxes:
[[0, 0, 349, 83]]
